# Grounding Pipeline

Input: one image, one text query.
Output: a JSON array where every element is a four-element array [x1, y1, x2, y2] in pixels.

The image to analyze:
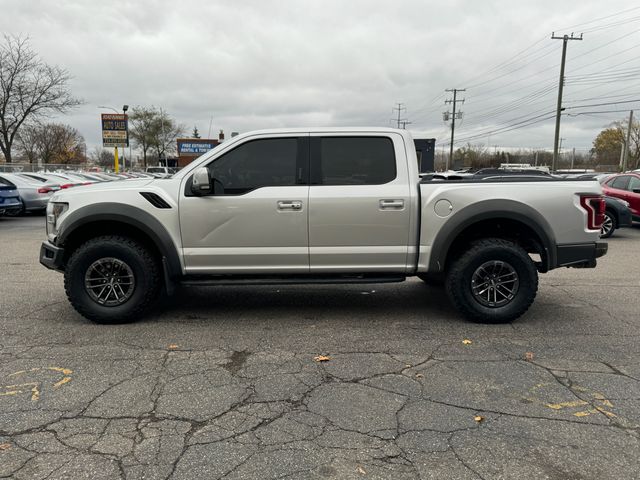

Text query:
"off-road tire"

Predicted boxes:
[[64, 236, 160, 323], [446, 238, 538, 324], [600, 210, 616, 239]]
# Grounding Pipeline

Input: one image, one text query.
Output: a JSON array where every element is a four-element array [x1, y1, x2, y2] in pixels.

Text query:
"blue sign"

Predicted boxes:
[[178, 141, 216, 155]]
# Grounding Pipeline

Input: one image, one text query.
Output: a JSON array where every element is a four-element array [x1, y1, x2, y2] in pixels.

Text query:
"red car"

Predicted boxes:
[[602, 173, 640, 223]]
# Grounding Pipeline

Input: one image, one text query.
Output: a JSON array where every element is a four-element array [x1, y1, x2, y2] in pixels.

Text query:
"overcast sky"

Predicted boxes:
[[2, 0, 639, 156]]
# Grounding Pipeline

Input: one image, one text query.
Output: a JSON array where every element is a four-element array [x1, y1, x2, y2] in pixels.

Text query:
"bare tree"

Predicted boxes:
[[128, 106, 156, 168], [151, 109, 184, 165], [15, 122, 85, 164], [454, 143, 491, 169], [0, 35, 83, 163], [89, 146, 114, 168], [15, 122, 41, 164]]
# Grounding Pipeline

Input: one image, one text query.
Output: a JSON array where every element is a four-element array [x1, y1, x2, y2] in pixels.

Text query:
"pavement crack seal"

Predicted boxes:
[[0, 367, 73, 401], [524, 363, 618, 421]]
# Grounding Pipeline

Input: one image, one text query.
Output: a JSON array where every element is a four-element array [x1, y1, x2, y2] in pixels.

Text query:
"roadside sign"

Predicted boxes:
[[177, 139, 218, 155], [101, 114, 128, 148]]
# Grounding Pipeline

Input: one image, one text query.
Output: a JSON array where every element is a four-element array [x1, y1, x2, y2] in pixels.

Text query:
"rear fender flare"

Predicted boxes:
[[427, 199, 557, 272]]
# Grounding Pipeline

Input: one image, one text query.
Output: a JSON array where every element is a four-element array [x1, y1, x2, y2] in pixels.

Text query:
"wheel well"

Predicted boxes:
[[445, 218, 548, 272], [61, 221, 163, 266], [605, 207, 618, 222]]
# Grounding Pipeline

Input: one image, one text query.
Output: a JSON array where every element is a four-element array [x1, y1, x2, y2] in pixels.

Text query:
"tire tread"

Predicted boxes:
[[64, 235, 160, 323], [446, 238, 538, 323]]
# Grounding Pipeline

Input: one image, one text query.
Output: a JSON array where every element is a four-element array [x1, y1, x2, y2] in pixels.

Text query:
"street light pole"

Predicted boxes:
[[122, 104, 129, 171]]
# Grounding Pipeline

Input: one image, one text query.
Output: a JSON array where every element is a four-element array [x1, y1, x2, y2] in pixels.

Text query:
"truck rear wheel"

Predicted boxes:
[[446, 238, 538, 323], [64, 236, 160, 323]]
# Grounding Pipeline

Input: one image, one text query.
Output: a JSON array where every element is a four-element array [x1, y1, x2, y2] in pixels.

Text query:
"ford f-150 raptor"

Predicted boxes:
[[40, 128, 608, 324]]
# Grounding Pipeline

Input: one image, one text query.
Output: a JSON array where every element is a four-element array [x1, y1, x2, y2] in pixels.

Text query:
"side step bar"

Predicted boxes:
[[180, 274, 407, 287]]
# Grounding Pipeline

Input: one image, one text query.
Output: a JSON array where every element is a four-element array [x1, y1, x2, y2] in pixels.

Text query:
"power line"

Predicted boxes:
[[557, 6, 640, 32], [566, 109, 637, 117], [564, 99, 640, 109], [564, 90, 640, 104], [453, 111, 556, 145], [413, 7, 640, 145]]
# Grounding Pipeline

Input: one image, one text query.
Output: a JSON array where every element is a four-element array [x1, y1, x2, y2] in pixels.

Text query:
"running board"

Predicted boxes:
[[180, 273, 406, 287]]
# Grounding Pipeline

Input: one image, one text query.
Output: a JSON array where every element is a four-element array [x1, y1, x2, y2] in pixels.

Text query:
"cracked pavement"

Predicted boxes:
[[1, 216, 639, 479]]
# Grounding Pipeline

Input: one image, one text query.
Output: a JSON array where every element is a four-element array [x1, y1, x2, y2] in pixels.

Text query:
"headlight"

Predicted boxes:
[[46, 202, 68, 241]]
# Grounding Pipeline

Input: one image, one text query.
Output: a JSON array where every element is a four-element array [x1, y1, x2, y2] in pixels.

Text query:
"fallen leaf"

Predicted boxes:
[[474, 415, 484, 423], [0, 443, 11, 451], [525, 352, 534, 361], [314, 355, 330, 362], [357, 465, 366, 475], [405, 364, 412, 368], [462, 339, 473, 345], [168, 344, 179, 350], [415, 373, 424, 378]]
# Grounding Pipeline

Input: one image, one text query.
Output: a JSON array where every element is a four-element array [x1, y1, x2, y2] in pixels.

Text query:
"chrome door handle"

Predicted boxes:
[[379, 199, 404, 209], [277, 200, 303, 210]]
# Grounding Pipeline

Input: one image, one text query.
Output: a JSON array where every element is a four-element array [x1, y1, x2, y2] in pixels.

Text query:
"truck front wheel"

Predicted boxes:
[[446, 238, 538, 323], [64, 236, 160, 323]]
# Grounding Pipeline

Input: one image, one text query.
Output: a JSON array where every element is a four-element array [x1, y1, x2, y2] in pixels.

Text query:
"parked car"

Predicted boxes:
[[30, 173, 92, 189], [601, 173, 640, 223], [0, 173, 59, 215], [41, 128, 607, 325], [145, 166, 174, 178], [0, 177, 23, 216], [601, 196, 633, 238]]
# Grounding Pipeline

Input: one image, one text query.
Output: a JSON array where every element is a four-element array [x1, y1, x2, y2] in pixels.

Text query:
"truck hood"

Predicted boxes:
[[51, 178, 156, 202]]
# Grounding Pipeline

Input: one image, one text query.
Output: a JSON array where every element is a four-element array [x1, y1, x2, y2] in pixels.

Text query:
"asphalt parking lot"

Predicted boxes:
[[1, 215, 639, 480]]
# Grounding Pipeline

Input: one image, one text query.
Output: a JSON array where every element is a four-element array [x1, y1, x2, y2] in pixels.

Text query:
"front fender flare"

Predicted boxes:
[[57, 203, 182, 278]]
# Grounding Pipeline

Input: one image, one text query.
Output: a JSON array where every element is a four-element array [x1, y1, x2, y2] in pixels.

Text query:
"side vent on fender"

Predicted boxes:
[[140, 192, 172, 209]]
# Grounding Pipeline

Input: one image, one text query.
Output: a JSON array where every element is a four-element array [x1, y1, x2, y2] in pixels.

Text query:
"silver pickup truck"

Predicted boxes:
[[40, 128, 607, 324]]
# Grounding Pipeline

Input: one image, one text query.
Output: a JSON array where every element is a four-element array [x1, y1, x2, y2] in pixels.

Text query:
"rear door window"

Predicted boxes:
[[315, 137, 396, 185]]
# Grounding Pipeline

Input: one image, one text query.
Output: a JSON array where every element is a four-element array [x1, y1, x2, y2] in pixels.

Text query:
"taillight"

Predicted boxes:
[[37, 187, 52, 194], [60, 183, 75, 189], [579, 194, 605, 230]]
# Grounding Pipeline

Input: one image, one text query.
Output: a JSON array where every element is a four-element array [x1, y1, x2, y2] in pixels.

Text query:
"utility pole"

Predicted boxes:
[[551, 32, 582, 172], [623, 110, 634, 172], [445, 88, 465, 171], [391, 103, 408, 129], [571, 147, 575, 170], [400, 120, 412, 129]]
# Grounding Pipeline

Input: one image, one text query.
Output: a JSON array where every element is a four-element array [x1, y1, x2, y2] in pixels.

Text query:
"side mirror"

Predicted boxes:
[[191, 167, 212, 195]]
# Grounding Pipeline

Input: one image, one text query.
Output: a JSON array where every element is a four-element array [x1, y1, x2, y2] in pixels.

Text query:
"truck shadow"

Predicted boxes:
[[155, 280, 467, 326]]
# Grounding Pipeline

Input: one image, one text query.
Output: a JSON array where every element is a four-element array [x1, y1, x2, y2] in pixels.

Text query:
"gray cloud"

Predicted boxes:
[[1, 0, 637, 155]]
